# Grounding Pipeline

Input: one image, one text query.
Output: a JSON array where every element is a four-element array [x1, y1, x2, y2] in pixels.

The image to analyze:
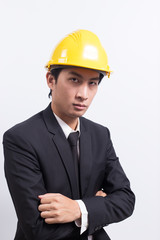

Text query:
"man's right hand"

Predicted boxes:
[[95, 190, 107, 197]]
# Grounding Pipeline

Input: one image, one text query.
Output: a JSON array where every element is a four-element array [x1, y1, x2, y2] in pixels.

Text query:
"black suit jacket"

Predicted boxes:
[[3, 104, 135, 240]]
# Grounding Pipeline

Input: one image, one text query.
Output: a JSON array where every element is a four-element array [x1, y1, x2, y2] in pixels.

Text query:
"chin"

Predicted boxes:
[[71, 112, 85, 118]]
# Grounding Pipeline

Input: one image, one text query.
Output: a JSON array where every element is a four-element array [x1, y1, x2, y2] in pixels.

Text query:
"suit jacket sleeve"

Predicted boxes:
[[82, 128, 135, 235], [3, 129, 78, 240]]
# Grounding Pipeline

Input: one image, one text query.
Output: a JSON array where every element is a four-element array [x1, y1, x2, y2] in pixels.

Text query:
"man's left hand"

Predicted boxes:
[[38, 193, 81, 224]]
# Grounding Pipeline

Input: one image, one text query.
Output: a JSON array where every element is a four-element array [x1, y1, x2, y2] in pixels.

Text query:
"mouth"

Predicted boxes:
[[73, 103, 87, 111]]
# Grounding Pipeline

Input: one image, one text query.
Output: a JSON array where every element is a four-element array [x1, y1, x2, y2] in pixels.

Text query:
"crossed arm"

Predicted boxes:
[[3, 128, 135, 239], [38, 191, 107, 224]]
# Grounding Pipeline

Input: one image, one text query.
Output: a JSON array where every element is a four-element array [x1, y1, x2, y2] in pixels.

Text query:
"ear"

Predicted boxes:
[[46, 72, 56, 90]]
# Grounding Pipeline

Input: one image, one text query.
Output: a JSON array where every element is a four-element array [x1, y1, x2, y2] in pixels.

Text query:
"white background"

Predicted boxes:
[[0, 0, 160, 239]]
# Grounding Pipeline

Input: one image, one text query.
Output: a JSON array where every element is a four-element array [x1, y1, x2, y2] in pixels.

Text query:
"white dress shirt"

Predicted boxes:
[[54, 113, 92, 240]]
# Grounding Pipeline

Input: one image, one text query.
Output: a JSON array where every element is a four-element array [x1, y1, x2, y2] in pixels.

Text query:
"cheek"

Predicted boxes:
[[63, 87, 76, 99], [89, 90, 97, 102], [58, 87, 75, 105]]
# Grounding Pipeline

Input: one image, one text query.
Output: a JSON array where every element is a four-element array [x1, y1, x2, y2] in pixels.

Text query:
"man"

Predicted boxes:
[[3, 29, 135, 240]]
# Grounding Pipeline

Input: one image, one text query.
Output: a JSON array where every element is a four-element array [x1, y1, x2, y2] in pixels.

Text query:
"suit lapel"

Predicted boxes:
[[43, 104, 93, 199], [79, 119, 93, 197], [42, 104, 80, 199]]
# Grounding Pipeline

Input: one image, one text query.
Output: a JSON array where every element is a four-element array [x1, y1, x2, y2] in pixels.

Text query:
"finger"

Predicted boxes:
[[38, 193, 61, 203], [39, 193, 61, 199], [45, 217, 58, 224], [41, 209, 63, 221], [40, 211, 49, 218], [95, 191, 99, 196], [39, 197, 52, 204], [41, 210, 56, 219], [38, 204, 52, 212], [101, 192, 107, 197], [39, 196, 58, 204], [95, 190, 107, 197]]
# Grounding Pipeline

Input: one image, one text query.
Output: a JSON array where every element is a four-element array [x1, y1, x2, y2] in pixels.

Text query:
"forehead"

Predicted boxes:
[[60, 67, 100, 78]]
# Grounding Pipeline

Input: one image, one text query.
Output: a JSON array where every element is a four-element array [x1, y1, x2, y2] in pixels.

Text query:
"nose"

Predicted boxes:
[[76, 85, 88, 101]]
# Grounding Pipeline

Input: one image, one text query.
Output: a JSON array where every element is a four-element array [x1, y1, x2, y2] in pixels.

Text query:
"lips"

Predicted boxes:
[[73, 103, 87, 110]]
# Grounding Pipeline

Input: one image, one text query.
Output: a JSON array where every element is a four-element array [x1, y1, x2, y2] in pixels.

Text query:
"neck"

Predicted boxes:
[[69, 120, 78, 130], [51, 105, 78, 130], [62, 117, 78, 130]]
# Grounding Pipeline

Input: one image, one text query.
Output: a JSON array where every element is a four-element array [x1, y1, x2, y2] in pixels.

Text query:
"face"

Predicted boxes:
[[47, 67, 100, 128]]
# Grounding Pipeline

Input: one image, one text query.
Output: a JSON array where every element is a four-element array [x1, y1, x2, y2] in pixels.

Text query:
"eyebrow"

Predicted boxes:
[[68, 71, 100, 81]]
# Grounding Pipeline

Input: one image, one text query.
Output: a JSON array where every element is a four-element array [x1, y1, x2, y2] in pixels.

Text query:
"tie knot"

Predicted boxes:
[[68, 132, 79, 146]]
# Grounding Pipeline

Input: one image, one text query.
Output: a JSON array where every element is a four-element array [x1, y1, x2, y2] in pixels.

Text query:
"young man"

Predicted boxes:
[[3, 30, 135, 240]]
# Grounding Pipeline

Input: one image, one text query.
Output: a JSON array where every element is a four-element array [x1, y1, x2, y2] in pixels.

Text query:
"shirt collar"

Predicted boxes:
[[54, 113, 80, 139]]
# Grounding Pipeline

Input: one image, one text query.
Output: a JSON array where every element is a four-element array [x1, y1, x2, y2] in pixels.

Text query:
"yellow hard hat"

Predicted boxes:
[[45, 29, 111, 77]]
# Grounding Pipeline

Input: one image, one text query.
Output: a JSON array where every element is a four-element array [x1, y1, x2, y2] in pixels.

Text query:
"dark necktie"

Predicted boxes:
[[68, 132, 80, 198]]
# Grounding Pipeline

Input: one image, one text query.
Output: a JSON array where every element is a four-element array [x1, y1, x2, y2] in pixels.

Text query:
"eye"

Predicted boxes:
[[89, 81, 98, 86], [70, 78, 79, 83]]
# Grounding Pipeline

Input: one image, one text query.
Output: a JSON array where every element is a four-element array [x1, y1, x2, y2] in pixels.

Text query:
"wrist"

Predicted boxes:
[[73, 200, 81, 220]]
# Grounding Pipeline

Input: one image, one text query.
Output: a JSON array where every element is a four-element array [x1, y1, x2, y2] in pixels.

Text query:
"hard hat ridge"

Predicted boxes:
[[45, 29, 111, 77]]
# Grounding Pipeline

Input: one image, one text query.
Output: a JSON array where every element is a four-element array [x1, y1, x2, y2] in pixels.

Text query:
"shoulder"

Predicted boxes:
[[80, 117, 116, 154], [80, 116, 110, 136], [3, 110, 44, 143]]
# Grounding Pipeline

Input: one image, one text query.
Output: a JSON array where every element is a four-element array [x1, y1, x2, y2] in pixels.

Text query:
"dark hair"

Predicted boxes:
[[48, 68, 104, 98], [99, 73, 104, 83], [48, 68, 63, 98]]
